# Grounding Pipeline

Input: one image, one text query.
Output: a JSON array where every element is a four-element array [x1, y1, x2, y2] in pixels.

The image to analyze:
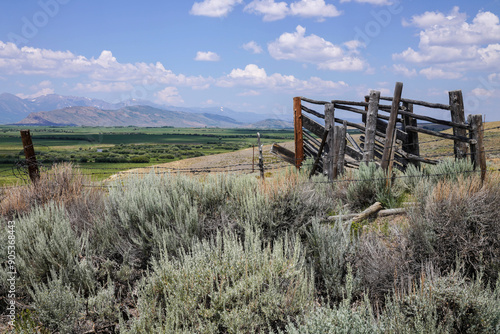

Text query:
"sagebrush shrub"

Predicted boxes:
[[12, 202, 96, 293], [122, 227, 315, 333], [30, 270, 84, 334]]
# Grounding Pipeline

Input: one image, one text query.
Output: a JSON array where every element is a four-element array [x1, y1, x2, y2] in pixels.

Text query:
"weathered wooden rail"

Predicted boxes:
[[271, 82, 486, 182]]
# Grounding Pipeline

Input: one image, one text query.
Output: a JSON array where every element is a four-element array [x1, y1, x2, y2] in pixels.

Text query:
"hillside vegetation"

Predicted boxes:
[[1, 161, 500, 333]]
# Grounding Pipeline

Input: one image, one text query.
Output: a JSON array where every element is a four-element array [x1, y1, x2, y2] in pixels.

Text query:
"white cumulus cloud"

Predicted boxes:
[[244, 0, 341, 21], [190, 0, 243, 17], [394, 7, 500, 74], [155, 87, 184, 105], [242, 41, 263, 54], [268, 25, 366, 71], [340, 0, 393, 5], [195, 51, 221, 61]]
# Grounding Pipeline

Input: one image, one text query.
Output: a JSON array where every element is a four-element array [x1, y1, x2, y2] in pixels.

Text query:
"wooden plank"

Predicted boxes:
[[301, 97, 329, 105], [294, 97, 304, 168], [378, 96, 450, 110], [402, 102, 420, 168], [449, 90, 468, 159], [398, 109, 469, 130], [334, 103, 398, 122], [375, 118, 408, 143], [303, 130, 321, 147], [381, 82, 403, 172], [301, 105, 325, 119], [405, 126, 472, 143], [331, 100, 368, 107], [352, 202, 383, 223], [20, 129, 40, 183], [304, 140, 319, 156], [309, 129, 329, 178], [346, 132, 362, 153], [363, 90, 379, 164], [302, 114, 325, 137], [270, 143, 296, 166], [345, 145, 363, 161], [325, 103, 335, 181], [257, 132, 264, 180], [468, 114, 486, 183]]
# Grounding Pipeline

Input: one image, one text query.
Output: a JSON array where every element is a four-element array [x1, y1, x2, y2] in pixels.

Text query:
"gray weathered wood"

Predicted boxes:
[[270, 143, 295, 166], [301, 105, 325, 119], [303, 130, 321, 147], [257, 132, 264, 179], [309, 129, 330, 178], [352, 202, 383, 223], [375, 118, 408, 143], [401, 102, 420, 168], [381, 82, 403, 172], [301, 97, 329, 105], [405, 126, 472, 143], [337, 121, 347, 176], [468, 114, 486, 183], [302, 114, 325, 137], [363, 90, 380, 164], [449, 90, 468, 159], [325, 103, 335, 181], [345, 145, 364, 161], [378, 96, 450, 110], [346, 132, 362, 153]]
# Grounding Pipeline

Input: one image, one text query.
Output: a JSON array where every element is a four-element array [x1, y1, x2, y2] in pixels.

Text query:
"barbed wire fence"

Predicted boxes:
[[1, 125, 499, 193]]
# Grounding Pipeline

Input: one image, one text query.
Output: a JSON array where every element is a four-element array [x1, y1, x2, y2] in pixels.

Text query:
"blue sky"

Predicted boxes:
[[0, 0, 499, 121]]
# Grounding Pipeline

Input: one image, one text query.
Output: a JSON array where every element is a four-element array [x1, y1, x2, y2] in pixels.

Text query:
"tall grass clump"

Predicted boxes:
[[0, 163, 103, 222], [407, 174, 500, 282], [346, 162, 404, 210], [122, 228, 315, 333]]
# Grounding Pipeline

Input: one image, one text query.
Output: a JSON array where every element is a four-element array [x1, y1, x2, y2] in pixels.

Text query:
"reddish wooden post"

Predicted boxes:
[[293, 97, 304, 169], [381, 82, 403, 172], [449, 90, 468, 160], [20, 129, 40, 184]]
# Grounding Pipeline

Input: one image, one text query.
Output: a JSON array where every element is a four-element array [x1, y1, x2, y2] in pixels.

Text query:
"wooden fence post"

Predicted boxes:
[[468, 114, 486, 183], [257, 132, 264, 180], [363, 90, 380, 164], [20, 129, 40, 184], [381, 82, 403, 172], [401, 101, 420, 168], [337, 121, 347, 176], [449, 90, 468, 160], [324, 103, 335, 181], [293, 97, 304, 169]]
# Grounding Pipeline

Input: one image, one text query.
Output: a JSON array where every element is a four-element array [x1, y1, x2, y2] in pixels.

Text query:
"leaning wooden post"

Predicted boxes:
[[324, 103, 335, 181], [20, 129, 40, 184], [257, 132, 265, 180], [449, 90, 468, 160], [381, 82, 403, 172], [293, 97, 304, 169], [337, 121, 347, 176], [363, 90, 380, 165], [468, 114, 486, 183], [401, 101, 420, 169]]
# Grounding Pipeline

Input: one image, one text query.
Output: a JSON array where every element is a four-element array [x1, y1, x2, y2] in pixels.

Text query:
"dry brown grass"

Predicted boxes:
[[0, 163, 104, 227]]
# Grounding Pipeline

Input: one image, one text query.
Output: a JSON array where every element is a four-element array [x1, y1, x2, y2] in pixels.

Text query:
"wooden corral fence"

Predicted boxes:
[[271, 82, 486, 181]]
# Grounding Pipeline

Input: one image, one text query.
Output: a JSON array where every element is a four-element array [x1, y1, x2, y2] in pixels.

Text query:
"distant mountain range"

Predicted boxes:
[[0, 93, 293, 128]]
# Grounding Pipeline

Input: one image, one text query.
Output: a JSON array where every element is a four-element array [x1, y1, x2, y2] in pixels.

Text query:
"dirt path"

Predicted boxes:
[[107, 141, 295, 181]]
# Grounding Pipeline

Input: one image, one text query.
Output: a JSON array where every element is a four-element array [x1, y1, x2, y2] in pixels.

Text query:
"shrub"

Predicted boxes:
[[30, 270, 84, 334], [122, 228, 315, 333], [306, 218, 358, 301], [130, 156, 150, 163], [12, 202, 96, 294], [381, 267, 500, 333], [407, 174, 500, 282]]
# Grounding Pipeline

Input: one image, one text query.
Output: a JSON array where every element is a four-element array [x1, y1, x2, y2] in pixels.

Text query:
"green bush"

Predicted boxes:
[[122, 228, 315, 333], [130, 156, 150, 163]]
